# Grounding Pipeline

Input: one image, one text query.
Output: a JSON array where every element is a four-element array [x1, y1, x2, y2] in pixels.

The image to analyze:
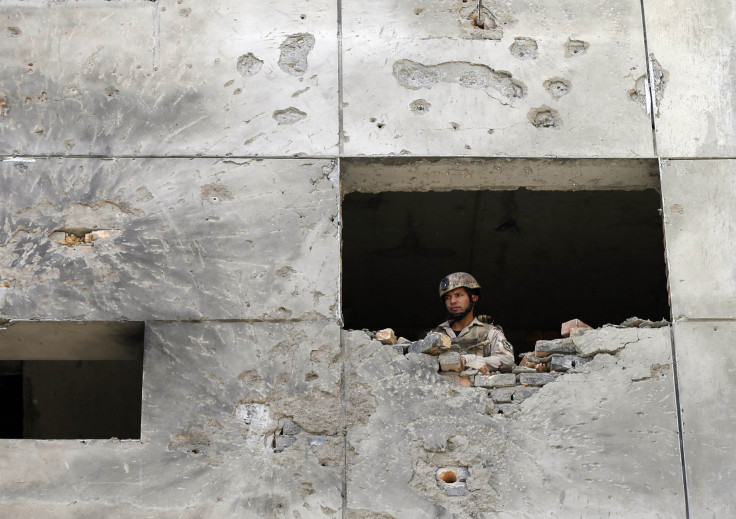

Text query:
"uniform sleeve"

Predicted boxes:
[[484, 327, 515, 372]]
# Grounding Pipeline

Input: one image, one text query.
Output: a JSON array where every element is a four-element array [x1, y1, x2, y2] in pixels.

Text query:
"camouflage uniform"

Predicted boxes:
[[432, 318, 515, 372]]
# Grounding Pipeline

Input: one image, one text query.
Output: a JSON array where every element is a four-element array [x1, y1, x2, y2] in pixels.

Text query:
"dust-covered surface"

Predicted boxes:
[[345, 326, 685, 518], [341, 0, 653, 157], [0, 1, 337, 157], [0, 158, 339, 321], [0, 321, 343, 518]]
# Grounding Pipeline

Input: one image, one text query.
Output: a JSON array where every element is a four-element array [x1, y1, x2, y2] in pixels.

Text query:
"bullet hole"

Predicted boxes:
[[278, 33, 315, 77], [509, 37, 538, 60], [0, 98, 8, 117], [393, 59, 526, 103], [273, 107, 307, 125], [369, 117, 377, 123], [409, 99, 431, 114], [305, 371, 319, 381], [565, 38, 589, 58], [224, 79, 234, 87], [63, 85, 82, 98], [300, 14, 306, 20], [629, 56, 668, 115], [529, 106, 561, 128], [236, 53, 263, 77], [13, 163, 27, 171], [451, 122, 460, 130], [200, 182, 234, 202], [191, 449, 200, 454], [233, 88, 242, 95], [179, 8, 191, 17], [104, 86, 120, 99], [376, 122, 385, 129], [543, 77, 571, 99], [438, 470, 457, 483], [31, 126, 44, 135], [487, 129, 494, 134], [413, 8, 425, 15], [50, 229, 121, 247], [7, 26, 21, 37], [64, 139, 76, 150], [465, 144, 471, 149]]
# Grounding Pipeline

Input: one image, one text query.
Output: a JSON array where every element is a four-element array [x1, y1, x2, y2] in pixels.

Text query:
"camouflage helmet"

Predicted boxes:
[[438, 272, 481, 299]]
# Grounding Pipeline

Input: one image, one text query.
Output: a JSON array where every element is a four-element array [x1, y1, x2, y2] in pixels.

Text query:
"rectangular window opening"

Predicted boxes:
[[0, 321, 144, 440], [341, 158, 670, 356]]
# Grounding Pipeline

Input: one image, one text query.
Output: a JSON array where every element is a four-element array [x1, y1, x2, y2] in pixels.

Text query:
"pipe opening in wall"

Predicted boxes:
[[0, 321, 144, 440], [438, 470, 458, 483], [341, 158, 670, 355]]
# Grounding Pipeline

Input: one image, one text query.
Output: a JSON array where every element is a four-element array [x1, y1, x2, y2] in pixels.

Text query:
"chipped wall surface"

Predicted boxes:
[[0, 0, 338, 156], [345, 326, 685, 518], [342, 0, 653, 157], [0, 321, 343, 518], [1, 0, 736, 517], [644, 0, 736, 157], [0, 158, 339, 320]]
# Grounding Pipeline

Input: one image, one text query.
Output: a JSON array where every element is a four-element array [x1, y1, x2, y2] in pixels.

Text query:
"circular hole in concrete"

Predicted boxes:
[[438, 470, 457, 483]]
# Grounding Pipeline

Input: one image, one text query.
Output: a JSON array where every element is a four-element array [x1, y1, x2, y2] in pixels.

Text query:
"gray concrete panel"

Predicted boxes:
[[644, 0, 736, 157], [0, 320, 343, 518], [661, 159, 736, 319], [673, 321, 736, 518], [0, 1, 338, 157], [345, 326, 685, 518], [342, 0, 654, 157], [0, 158, 339, 320]]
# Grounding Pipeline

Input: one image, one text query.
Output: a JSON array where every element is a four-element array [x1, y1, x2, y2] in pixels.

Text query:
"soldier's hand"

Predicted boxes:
[[484, 356, 503, 371]]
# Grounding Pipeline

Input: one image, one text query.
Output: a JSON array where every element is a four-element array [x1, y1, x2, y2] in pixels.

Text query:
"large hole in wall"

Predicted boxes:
[[0, 321, 144, 440], [341, 158, 670, 354]]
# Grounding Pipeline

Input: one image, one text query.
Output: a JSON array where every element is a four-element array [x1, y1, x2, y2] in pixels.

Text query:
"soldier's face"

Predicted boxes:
[[444, 288, 474, 314]]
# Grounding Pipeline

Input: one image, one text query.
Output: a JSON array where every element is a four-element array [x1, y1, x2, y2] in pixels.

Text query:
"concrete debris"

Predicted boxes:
[[375, 328, 397, 345], [407, 332, 451, 355], [561, 318, 592, 337], [535, 337, 576, 355], [438, 351, 463, 373], [519, 372, 560, 386], [474, 373, 516, 388], [397, 337, 411, 344], [619, 317, 669, 328]]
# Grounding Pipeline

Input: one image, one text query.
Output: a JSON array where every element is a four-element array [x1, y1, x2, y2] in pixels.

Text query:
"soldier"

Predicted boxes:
[[432, 272, 515, 373]]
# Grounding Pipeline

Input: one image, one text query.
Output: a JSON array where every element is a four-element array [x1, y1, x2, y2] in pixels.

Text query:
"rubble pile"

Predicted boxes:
[[375, 318, 668, 418]]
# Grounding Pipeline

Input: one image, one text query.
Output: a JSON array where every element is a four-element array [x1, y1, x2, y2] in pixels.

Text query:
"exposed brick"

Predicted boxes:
[[474, 373, 516, 388], [535, 338, 576, 355], [438, 351, 463, 372], [561, 319, 592, 338], [519, 372, 560, 386]]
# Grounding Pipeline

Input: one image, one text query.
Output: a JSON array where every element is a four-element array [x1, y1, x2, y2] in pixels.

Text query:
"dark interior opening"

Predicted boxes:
[[342, 188, 670, 355], [0, 322, 144, 440]]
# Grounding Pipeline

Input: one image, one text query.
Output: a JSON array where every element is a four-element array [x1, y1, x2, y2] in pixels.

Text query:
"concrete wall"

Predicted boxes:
[[1, 0, 734, 517]]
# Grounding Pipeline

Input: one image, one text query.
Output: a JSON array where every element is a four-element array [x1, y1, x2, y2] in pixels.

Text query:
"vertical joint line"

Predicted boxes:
[[337, 0, 345, 156], [668, 325, 691, 519], [339, 329, 348, 519], [638, 0, 658, 156]]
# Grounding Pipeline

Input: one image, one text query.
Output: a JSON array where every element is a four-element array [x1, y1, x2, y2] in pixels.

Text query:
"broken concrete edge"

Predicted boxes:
[[349, 317, 673, 412]]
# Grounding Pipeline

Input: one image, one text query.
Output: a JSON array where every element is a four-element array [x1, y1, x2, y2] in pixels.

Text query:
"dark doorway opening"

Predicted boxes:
[[342, 186, 670, 355], [0, 322, 144, 440]]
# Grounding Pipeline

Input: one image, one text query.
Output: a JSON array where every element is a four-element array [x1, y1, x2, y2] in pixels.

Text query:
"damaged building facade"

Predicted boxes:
[[0, 0, 734, 517]]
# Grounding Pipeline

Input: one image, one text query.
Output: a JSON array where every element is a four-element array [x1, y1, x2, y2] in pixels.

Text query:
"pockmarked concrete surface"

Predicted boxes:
[[344, 326, 685, 518], [0, 320, 343, 519], [660, 159, 736, 320], [341, 0, 653, 157], [0, 158, 339, 321], [0, 0, 338, 157], [673, 321, 736, 519], [644, 0, 736, 157]]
